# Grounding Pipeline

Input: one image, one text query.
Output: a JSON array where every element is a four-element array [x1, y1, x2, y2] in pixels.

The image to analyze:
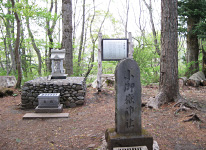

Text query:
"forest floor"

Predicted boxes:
[[0, 84, 206, 150]]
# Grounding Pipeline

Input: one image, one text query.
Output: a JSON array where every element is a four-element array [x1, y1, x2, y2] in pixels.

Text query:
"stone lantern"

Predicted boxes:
[[51, 49, 67, 79]]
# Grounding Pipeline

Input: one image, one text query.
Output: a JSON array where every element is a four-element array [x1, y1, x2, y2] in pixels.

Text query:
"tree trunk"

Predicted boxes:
[[47, 0, 58, 73], [11, 0, 22, 89], [202, 45, 206, 77], [0, 28, 9, 73], [26, 17, 42, 76], [62, 0, 73, 76], [25, 0, 42, 76], [77, 0, 86, 70], [6, 0, 16, 73], [72, 0, 78, 46], [20, 22, 27, 77], [0, 56, 5, 70], [186, 16, 200, 76], [125, 0, 129, 38], [154, 0, 180, 108]]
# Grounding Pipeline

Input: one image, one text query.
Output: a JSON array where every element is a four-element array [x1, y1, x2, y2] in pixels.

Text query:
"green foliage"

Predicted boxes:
[[178, 0, 206, 18], [178, 0, 206, 37], [102, 61, 117, 74], [0, 68, 7, 76], [133, 34, 160, 85], [195, 20, 206, 39]]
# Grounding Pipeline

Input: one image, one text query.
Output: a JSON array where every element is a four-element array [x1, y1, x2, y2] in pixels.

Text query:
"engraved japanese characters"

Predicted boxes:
[[115, 58, 142, 135]]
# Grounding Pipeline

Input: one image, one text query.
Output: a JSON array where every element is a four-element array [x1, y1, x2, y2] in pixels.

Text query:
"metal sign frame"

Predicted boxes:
[[101, 39, 129, 61]]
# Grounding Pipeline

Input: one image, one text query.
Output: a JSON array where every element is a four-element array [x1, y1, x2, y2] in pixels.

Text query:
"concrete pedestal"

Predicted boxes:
[[105, 128, 153, 150]]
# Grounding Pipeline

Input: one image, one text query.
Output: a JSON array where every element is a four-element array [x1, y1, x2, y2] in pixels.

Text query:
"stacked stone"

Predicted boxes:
[[21, 77, 86, 109]]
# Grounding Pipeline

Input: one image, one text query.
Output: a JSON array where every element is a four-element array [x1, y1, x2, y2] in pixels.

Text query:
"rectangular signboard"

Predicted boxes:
[[102, 39, 128, 61]]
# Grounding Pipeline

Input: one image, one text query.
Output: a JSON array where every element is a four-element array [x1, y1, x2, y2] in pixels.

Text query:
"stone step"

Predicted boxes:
[[23, 113, 69, 119]]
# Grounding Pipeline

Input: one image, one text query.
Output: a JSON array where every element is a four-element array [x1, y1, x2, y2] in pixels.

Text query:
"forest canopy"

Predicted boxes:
[[0, 0, 205, 87]]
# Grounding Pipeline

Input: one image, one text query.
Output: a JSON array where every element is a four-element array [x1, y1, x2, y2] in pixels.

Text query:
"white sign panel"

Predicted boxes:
[[102, 39, 128, 61]]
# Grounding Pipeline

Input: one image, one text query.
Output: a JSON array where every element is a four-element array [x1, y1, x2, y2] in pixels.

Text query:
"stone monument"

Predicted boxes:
[[35, 93, 63, 113], [50, 49, 67, 79], [105, 59, 153, 150]]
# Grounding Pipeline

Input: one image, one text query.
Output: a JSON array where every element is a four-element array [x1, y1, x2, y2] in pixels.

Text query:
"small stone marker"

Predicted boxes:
[[105, 59, 153, 150], [35, 93, 63, 113]]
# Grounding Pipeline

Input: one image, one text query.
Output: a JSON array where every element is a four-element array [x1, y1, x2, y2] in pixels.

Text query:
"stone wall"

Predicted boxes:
[[21, 77, 86, 109]]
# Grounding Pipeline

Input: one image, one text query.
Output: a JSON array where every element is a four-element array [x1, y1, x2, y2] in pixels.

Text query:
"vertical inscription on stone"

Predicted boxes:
[[115, 59, 141, 135]]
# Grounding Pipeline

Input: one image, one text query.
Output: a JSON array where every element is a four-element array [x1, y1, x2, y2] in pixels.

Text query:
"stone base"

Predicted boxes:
[[35, 104, 63, 113], [105, 128, 153, 150], [51, 75, 67, 79]]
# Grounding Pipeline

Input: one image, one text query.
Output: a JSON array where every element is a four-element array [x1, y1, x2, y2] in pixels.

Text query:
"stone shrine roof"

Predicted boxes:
[[50, 49, 65, 60]]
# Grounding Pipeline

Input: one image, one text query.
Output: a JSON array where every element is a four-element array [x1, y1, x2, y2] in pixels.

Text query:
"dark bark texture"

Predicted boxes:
[[154, 0, 180, 107], [186, 16, 200, 76], [202, 46, 206, 77], [62, 0, 73, 76], [11, 0, 22, 89]]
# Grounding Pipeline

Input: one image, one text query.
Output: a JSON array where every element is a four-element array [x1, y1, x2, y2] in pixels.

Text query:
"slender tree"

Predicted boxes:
[[25, 0, 42, 76], [6, 0, 16, 73], [77, 0, 86, 70], [118, 0, 130, 38], [0, 21, 9, 74], [11, 0, 22, 88], [62, 0, 73, 76], [20, 20, 27, 76], [84, 0, 111, 78], [46, 0, 58, 72], [153, 0, 180, 108], [143, 0, 160, 55]]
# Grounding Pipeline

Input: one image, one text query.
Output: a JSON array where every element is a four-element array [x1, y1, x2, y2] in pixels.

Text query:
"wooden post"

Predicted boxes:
[[128, 32, 134, 59], [97, 32, 102, 92]]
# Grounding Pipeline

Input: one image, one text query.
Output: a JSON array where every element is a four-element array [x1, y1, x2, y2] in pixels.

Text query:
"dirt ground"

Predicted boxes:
[[0, 85, 206, 150]]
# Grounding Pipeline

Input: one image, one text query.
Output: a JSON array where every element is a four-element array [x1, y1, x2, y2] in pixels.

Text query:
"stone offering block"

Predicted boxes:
[[35, 93, 63, 113], [38, 93, 60, 108], [115, 59, 141, 135]]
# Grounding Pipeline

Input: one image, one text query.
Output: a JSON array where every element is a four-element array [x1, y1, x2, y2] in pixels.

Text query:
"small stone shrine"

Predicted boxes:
[[51, 49, 67, 79], [105, 59, 153, 150], [35, 93, 63, 113]]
